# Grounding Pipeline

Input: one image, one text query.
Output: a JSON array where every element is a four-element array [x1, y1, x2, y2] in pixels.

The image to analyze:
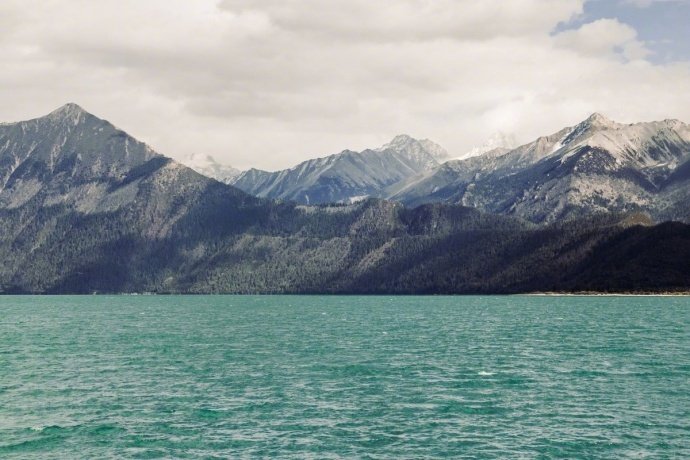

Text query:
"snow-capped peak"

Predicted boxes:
[[182, 153, 240, 183], [458, 132, 518, 160]]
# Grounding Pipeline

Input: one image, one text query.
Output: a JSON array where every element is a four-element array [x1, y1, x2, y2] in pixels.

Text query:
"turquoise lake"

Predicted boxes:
[[1, 295, 688, 458]]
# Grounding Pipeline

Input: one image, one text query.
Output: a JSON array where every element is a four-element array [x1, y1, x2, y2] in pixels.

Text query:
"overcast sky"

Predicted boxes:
[[1, 0, 689, 170]]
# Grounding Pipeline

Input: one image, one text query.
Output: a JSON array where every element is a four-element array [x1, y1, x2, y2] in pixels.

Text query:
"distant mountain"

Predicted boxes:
[[0, 103, 248, 214], [181, 153, 240, 184], [230, 134, 449, 204], [457, 132, 517, 160], [1, 105, 689, 294], [388, 113, 690, 223]]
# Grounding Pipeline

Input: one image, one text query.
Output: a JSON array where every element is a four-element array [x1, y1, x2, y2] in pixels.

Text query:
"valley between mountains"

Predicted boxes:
[[1, 104, 689, 294]]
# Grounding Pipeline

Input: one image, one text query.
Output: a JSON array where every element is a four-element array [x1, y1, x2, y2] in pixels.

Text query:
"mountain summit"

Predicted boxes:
[[46, 102, 86, 119], [0, 104, 159, 199], [584, 112, 615, 126], [377, 134, 449, 165]]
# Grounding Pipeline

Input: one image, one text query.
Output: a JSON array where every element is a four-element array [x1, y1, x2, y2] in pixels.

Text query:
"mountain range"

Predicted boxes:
[[230, 135, 449, 204], [388, 113, 690, 223], [1, 104, 689, 294], [226, 112, 690, 224]]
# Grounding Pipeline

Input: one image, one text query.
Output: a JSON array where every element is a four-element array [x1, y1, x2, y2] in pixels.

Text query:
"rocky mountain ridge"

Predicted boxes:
[[229, 134, 448, 204], [223, 112, 690, 224], [386, 113, 690, 223]]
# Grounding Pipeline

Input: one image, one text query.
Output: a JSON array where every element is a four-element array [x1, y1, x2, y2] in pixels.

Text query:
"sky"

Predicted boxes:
[[1, 0, 689, 170]]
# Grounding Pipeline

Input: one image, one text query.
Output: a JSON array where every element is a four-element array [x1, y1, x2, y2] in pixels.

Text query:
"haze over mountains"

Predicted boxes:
[[1, 104, 689, 294], [183, 153, 240, 184], [456, 132, 518, 160]]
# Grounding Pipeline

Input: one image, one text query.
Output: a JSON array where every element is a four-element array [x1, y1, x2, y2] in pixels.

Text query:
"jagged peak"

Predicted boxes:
[[377, 134, 448, 159], [379, 134, 417, 151], [559, 112, 618, 147]]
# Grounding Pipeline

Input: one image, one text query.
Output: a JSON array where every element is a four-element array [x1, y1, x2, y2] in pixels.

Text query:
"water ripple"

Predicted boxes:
[[0, 295, 689, 458]]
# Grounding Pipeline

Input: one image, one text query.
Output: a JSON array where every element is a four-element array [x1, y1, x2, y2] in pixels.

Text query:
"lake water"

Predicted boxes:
[[0, 295, 688, 458]]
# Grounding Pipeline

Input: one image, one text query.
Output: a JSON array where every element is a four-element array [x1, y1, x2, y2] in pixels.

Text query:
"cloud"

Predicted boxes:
[[0, 0, 688, 170], [555, 18, 650, 60], [219, 0, 584, 41]]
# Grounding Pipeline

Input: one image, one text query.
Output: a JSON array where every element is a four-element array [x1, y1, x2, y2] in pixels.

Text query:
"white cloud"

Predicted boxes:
[[0, 0, 689, 170], [219, 0, 583, 41], [554, 18, 650, 60]]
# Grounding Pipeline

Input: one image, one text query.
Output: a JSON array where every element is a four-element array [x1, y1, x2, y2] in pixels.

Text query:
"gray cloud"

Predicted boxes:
[[219, 0, 584, 41], [0, 0, 689, 170]]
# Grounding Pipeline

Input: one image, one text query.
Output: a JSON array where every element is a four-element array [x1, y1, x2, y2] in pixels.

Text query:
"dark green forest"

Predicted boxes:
[[2, 184, 689, 294]]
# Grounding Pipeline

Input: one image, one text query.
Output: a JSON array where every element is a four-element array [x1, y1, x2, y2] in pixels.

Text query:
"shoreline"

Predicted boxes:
[[1, 291, 689, 297], [525, 292, 690, 297]]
